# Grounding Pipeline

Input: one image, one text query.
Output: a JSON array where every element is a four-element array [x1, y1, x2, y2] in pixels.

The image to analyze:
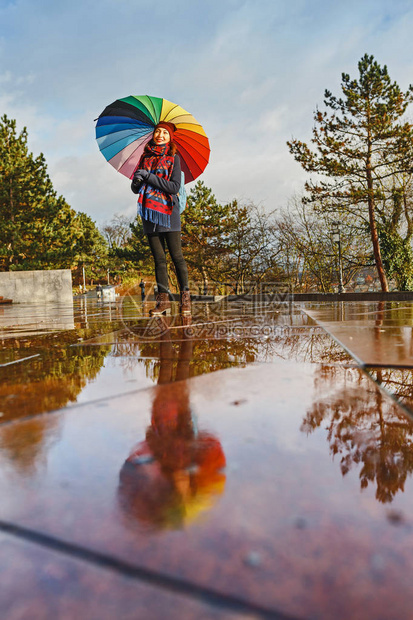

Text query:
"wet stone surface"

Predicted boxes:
[[303, 301, 413, 367], [0, 300, 349, 424], [0, 531, 241, 620], [1, 297, 413, 618]]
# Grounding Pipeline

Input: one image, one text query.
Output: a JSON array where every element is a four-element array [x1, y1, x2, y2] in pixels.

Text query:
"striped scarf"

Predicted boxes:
[[136, 142, 175, 228]]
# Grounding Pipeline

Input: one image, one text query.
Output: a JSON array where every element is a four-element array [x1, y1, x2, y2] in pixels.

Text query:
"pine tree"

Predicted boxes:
[[0, 115, 106, 271], [181, 181, 234, 292], [218, 201, 279, 294], [288, 54, 413, 291], [112, 217, 152, 274]]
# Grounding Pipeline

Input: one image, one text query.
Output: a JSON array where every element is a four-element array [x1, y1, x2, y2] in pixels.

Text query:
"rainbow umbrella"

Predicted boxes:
[[95, 95, 210, 183]]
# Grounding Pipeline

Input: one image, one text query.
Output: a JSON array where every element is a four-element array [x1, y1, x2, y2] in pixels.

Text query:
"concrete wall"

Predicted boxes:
[[0, 269, 73, 303]]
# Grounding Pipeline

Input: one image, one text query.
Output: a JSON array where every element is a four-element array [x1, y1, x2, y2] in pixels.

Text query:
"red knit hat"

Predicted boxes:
[[154, 121, 176, 141]]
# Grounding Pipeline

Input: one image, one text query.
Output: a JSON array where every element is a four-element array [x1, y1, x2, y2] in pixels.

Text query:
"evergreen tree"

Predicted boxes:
[[0, 115, 106, 271], [70, 212, 108, 281], [181, 181, 234, 292], [219, 201, 279, 294], [288, 54, 413, 291], [112, 217, 152, 274], [181, 182, 280, 294]]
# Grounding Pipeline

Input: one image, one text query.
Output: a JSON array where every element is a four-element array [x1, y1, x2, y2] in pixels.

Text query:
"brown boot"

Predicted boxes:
[[180, 290, 191, 315], [150, 292, 171, 316]]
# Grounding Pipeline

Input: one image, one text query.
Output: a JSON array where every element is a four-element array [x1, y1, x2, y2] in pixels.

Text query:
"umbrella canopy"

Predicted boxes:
[[95, 95, 210, 183], [119, 433, 226, 531]]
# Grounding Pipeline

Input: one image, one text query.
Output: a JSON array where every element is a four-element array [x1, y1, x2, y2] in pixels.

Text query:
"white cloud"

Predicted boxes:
[[1, 0, 413, 224], [50, 154, 137, 223]]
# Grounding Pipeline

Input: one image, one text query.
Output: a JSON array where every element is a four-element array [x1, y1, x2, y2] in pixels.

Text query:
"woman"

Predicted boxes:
[[131, 121, 191, 316]]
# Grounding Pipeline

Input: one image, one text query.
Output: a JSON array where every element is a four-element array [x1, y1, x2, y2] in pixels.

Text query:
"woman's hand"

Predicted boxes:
[[131, 169, 149, 193], [133, 169, 150, 183]]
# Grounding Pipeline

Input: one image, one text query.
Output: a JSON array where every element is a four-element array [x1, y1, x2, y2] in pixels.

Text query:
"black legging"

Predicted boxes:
[[147, 231, 189, 294]]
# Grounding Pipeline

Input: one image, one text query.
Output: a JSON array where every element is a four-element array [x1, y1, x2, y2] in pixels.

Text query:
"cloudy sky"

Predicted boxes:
[[1, 0, 413, 227]]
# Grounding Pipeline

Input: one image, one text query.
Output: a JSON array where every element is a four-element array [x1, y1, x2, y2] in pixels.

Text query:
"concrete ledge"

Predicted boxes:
[[0, 269, 73, 304], [122, 291, 413, 304], [220, 292, 413, 303], [289, 292, 413, 302]]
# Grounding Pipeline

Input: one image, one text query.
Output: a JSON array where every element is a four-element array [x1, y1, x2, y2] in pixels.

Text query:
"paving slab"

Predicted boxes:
[[303, 301, 413, 367], [302, 300, 413, 415], [1, 362, 413, 619], [365, 366, 413, 413], [3, 298, 413, 618], [0, 313, 350, 424], [0, 531, 246, 620]]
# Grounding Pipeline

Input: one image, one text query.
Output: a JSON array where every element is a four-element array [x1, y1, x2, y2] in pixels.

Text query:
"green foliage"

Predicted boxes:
[[287, 54, 413, 291], [378, 227, 413, 290], [181, 181, 235, 288], [181, 182, 280, 293], [0, 114, 107, 272], [217, 201, 279, 294], [375, 185, 413, 290], [75, 212, 107, 263], [112, 216, 153, 275]]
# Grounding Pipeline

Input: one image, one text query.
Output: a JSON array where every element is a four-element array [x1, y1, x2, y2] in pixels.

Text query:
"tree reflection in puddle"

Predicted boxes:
[[0, 341, 110, 423], [368, 367, 413, 415], [302, 364, 413, 503]]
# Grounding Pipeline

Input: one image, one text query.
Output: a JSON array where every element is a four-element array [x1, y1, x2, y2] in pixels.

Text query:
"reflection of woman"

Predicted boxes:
[[118, 322, 226, 530], [131, 123, 191, 317]]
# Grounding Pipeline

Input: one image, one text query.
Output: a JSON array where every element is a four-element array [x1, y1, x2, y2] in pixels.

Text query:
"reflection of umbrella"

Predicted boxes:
[[118, 432, 226, 531], [95, 95, 210, 183]]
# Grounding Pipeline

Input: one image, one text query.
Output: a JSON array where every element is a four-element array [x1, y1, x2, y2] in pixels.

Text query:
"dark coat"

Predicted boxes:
[[131, 154, 182, 233]]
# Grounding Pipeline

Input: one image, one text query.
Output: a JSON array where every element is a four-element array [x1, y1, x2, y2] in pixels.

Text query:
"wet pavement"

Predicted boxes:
[[1, 297, 413, 618]]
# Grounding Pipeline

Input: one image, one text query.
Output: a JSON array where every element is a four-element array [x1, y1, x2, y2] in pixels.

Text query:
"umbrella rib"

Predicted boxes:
[[176, 144, 203, 178], [164, 103, 180, 120], [97, 129, 152, 149], [176, 133, 210, 153], [100, 134, 149, 159], [117, 137, 152, 177]]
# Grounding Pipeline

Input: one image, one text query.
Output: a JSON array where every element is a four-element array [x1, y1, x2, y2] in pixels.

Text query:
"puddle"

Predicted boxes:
[[0, 301, 350, 423], [1, 362, 413, 618], [2, 299, 413, 617], [304, 301, 413, 367]]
